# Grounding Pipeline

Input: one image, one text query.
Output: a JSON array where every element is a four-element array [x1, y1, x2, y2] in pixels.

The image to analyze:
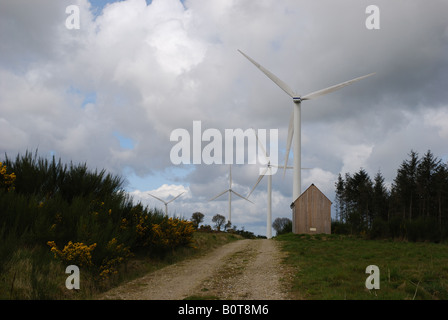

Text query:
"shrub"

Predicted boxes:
[[150, 218, 195, 252], [198, 225, 213, 233], [47, 241, 97, 267], [98, 238, 133, 280], [369, 218, 390, 239], [0, 151, 197, 296], [0, 162, 16, 191], [272, 217, 292, 236]]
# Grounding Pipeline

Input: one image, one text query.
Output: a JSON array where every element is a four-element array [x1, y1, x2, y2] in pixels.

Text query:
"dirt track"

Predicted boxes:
[[99, 239, 292, 300]]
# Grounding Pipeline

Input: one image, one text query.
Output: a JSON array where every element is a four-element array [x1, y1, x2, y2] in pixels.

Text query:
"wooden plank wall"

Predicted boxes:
[[293, 184, 331, 234]]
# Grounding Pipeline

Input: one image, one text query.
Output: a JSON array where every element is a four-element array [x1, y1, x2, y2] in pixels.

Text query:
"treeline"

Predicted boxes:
[[193, 212, 266, 239], [333, 150, 448, 242]]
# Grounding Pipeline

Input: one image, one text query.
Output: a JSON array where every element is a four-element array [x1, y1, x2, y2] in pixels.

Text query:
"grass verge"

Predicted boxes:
[[0, 232, 241, 299], [276, 233, 448, 300]]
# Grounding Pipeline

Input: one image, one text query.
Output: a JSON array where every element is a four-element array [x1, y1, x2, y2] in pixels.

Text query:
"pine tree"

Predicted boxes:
[[372, 170, 389, 222], [344, 168, 373, 231], [434, 163, 448, 230], [416, 150, 441, 218], [334, 173, 346, 222], [392, 150, 419, 221]]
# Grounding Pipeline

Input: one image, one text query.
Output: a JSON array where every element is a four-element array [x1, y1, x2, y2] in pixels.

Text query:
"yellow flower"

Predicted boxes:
[[47, 241, 96, 267]]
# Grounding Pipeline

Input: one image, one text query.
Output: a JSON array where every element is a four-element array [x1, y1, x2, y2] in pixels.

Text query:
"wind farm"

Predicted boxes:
[[153, 46, 375, 234], [3, 0, 447, 301], [238, 49, 375, 204]]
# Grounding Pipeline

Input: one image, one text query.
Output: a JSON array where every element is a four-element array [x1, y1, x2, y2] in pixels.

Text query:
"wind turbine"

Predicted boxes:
[[247, 129, 313, 239], [147, 192, 185, 216], [209, 165, 253, 223], [238, 49, 375, 204], [247, 130, 291, 239]]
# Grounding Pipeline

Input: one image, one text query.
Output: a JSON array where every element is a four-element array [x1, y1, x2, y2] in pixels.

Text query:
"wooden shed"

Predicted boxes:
[[291, 184, 332, 234]]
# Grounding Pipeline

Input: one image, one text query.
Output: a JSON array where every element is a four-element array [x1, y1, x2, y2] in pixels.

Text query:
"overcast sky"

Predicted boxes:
[[1, 0, 447, 236]]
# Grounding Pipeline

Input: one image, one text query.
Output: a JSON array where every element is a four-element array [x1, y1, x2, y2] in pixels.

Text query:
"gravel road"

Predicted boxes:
[[99, 239, 292, 300]]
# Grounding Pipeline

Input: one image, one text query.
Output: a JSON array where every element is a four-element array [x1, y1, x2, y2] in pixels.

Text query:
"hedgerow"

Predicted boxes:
[[0, 151, 195, 297]]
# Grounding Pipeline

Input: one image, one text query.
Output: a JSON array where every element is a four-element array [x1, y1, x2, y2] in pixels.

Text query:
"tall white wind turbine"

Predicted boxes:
[[247, 129, 292, 239], [238, 49, 375, 204], [148, 192, 185, 216], [210, 165, 253, 223]]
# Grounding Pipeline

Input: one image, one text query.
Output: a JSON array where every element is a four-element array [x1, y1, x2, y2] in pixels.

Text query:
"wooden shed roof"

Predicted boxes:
[[291, 184, 332, 207]]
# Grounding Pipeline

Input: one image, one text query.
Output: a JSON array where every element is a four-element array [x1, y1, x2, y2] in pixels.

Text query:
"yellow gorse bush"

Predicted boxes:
[[150, 218, 195, 250], [0, 162, 16, 191], [46, 208, 195, 280], [99, 238, 133, 279], [47, 241, 97, 267]]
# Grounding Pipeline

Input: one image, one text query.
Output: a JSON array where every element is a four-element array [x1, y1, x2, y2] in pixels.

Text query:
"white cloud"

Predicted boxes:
[[340, 144, 374, 175], [424, 107, 448, 139]]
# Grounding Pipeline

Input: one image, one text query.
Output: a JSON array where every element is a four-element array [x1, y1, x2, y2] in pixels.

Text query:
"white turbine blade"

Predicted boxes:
[[252, 128, 268, 160], [166, 192, 185, 204], [248, 167, 269, 198], [231, 190, 254, 204], [301, 73, 375, 101], [147, 193, 167, 205], [283, 111, 294, 178], [238, 49, 296, 98], [209, 190, 229, 201]]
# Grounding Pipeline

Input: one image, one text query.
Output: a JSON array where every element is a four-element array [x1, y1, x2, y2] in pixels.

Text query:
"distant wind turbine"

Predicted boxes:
[[209, 165, 253, 223], [147, 192, 185, 216], [238, 49, 375, 204], [247, 129, 311, 239]]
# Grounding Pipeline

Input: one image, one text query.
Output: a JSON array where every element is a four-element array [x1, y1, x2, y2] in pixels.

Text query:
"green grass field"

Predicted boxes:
[[276, 233, 448, 300]]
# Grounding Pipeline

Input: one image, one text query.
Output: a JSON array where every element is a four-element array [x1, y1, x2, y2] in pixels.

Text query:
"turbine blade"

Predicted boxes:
[[166, 192, 185, 204], [252, 128, 268, 160], [147, 193, 167, 205], [283, 111, 294, 178], [209, 190, 228, 202], [238, 49, 296, 98], [301, 73, 375, 101], [231, 190, 254, 204], [248, 167, 268, 198]]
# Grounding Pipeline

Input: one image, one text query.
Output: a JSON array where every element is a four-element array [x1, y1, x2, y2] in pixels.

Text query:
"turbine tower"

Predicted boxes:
[[210, 165, 253, 223], [248, 129, 311, 239], [247, 129, 292, 239], [238, 49, 375, 203], [147, 192, 185, 216]]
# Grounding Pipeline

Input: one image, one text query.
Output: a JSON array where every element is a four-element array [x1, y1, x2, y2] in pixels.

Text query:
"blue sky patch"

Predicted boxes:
[[113, 131, 135, 150]]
